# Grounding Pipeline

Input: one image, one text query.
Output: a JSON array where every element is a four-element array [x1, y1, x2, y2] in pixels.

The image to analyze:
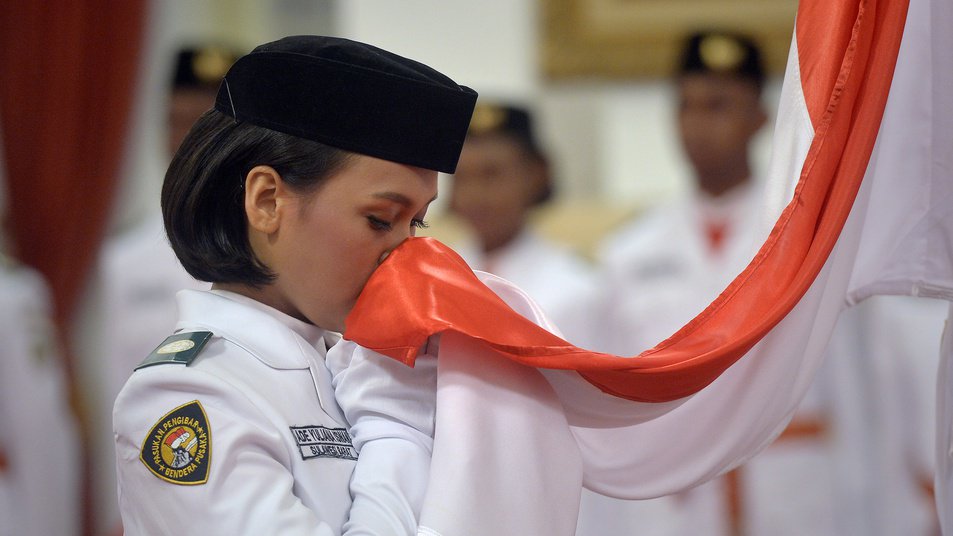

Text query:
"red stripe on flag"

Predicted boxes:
[[344, 0, 910, 402], [796, 1, 862, 126]]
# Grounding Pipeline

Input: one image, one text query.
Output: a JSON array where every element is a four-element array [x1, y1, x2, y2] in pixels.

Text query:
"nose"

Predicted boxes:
[[378, 234, 413, 265]]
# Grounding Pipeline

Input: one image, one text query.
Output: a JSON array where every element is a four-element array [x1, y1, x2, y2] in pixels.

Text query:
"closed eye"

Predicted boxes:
[[368, 215, 428, 232], [367, 215, 392, 231]]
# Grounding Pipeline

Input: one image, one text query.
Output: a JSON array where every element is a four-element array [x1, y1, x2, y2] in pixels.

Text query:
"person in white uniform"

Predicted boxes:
[[0, 255, 80, 535], [587, 30, 848, 535], [448, 102, 599, 347], [113, 36, 477, 535]]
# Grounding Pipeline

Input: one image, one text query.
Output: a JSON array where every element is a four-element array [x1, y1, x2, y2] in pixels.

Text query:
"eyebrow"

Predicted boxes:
[[371, 191, 439, 206]]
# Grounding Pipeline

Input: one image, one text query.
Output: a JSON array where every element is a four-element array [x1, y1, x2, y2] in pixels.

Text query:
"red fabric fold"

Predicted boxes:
[[343, 0, 908, 403]]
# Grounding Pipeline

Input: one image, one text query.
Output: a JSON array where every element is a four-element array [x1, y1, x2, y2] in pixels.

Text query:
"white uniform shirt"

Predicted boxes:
[[0, 259, 80, 536], [598, 184, 766, 355], [327, 340, 437, 536], [114, 289, 355, 535]]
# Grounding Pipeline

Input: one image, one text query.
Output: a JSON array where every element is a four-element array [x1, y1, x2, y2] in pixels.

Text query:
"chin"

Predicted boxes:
[[327, 312, 348, 334], [305, 310, 344, 333]]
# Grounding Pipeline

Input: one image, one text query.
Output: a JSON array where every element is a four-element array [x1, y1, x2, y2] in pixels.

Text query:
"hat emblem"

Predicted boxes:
[[193, 47, 233, 85], [469, 104, 507, 134], [699, 34, 746, 72]]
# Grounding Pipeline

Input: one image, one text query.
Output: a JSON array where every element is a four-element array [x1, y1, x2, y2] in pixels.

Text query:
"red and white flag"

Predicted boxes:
[[345, 0, 952, 533]]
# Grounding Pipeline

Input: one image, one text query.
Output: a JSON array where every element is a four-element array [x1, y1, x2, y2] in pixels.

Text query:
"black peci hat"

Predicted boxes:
[[214, 35, 478, 174], [677, 30, 765, 90], [466, 102, 542, 157], [173, 45, 242, 90], [464, 101, 553, 204]]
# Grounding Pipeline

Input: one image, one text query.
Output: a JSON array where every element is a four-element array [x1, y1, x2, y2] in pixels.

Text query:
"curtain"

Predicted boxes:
[[0, 0, 146, 335], [0, 2, 147, 535]]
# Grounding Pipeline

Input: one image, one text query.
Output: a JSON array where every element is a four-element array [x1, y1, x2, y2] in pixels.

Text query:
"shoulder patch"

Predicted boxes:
[[139, 400, 212, 485], [136, 331, 212, 370]]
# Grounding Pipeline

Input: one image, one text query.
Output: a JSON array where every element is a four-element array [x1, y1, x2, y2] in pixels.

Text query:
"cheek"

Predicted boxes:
[[289, 234, 382, 329], [319, 228, 386, 299]]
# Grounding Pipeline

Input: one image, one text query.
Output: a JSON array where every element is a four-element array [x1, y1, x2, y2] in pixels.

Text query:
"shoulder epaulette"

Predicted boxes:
[[136, 331, 213, 370]]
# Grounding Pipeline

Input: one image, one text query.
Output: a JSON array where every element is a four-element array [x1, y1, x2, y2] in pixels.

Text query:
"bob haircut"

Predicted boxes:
[[162, 109, 353, 286]]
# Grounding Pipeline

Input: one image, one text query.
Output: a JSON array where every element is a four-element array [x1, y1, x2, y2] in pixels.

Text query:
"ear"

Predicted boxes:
[[526, 156, 553, 207], [244, 165, 283, 234]]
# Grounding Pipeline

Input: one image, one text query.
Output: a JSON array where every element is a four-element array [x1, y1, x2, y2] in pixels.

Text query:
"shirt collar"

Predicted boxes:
[[692, 180, 757, 222], [174, 289, 328, 369]]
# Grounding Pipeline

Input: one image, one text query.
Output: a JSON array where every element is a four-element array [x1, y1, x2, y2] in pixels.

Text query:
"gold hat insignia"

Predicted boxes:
[[193, 47, 233, 85], [469, 104, 507, 134], [699, 34, 746, 72]]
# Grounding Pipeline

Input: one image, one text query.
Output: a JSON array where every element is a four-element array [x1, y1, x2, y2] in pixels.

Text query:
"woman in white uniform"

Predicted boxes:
[[113, 36, 477, 535]]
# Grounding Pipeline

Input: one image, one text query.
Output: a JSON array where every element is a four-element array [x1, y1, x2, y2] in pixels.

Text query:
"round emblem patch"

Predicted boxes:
[[156, 339, 196, 355], [140, 400, 211, 485]]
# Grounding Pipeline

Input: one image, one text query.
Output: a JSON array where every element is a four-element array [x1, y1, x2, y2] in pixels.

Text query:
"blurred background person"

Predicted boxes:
[[446, 102, 600, 347], [0, 255, 82, 536], [585, 30, 842, 535], [598, 30, 770, 357], [586, 29, 942, 536], [0, 133, 80, 535], [93, 43, 240, 534]]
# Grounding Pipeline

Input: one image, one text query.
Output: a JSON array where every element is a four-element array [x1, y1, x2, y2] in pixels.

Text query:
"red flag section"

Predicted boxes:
[[344, 0, 909, 403]]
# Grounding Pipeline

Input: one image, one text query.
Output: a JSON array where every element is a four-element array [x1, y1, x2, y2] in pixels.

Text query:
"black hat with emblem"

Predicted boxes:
[[466, 102, 543, 158], [214, 35, 478, 174], [172, 45, 242, 90], [677, 30, 765, 91], [463, 101, 552, 204]]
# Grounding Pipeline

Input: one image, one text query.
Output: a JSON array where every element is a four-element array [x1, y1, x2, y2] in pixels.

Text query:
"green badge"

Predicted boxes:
[[136, 331, 212, 370], [139, 400, 212, 485]]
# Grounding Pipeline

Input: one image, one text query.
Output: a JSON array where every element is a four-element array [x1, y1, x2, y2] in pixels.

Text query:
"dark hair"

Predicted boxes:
[[162, 109, 353, 286]]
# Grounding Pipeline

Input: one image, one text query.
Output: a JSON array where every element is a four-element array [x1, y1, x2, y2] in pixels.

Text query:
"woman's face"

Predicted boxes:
[[249, 155, 437, 332]]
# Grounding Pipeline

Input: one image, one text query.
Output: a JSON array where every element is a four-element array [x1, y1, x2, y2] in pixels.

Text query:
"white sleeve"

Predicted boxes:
[[326, 339, 437, 535], [113, 367, 337, 536]]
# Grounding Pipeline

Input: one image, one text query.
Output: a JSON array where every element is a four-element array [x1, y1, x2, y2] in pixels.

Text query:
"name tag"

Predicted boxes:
[[289, 425, 357, 461]]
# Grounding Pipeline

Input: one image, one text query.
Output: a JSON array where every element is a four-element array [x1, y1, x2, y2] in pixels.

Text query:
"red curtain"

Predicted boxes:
[[0, 2, 146, 535], [0, 0, 146, 334]]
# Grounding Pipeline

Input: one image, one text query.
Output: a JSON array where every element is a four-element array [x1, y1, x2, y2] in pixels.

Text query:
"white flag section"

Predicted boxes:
[[844, 0, 953, 304], [415, 0, 953, 535]]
